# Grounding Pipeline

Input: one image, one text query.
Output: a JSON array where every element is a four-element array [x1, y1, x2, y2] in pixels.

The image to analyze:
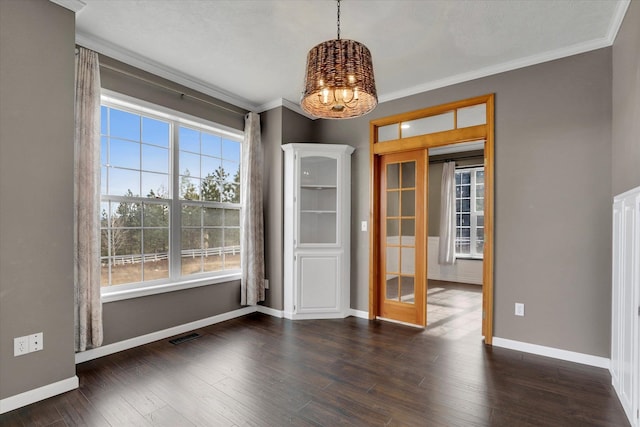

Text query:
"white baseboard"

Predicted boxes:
[[348, 309, 369, 319], [0, 376, 79, 415], [75, 306, 256, 364], [256, 305, 284, 318], [492, 337, 610, 369]]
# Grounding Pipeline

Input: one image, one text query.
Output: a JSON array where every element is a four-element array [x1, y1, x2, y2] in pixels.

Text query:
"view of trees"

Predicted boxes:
[[100, 190, 169, 259], [101, 164, 241, 284], [180, 165, 241, 203]]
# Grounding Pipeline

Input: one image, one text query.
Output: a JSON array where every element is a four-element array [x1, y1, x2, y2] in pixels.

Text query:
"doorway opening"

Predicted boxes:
[[368, 94, 494, 344], [427, 141, 485, 338]]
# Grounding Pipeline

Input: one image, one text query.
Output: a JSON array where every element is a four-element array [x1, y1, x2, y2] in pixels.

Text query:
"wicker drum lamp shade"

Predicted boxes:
[[300, 1, 377, 119]]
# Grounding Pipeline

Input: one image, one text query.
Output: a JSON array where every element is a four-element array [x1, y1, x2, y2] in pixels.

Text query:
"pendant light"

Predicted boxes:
[[300, 0, 377, 119]]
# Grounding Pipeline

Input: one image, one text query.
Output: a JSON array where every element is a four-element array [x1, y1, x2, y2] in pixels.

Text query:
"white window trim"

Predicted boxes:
[[456, 166, 484, 260], [100, 90, 244, 302]]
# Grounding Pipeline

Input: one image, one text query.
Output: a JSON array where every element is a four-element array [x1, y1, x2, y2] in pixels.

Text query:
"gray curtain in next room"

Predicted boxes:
[[438, 161, 457, 265]]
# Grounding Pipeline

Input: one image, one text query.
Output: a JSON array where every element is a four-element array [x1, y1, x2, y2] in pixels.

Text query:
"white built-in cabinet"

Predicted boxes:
[[282, 143, 354, 319], [612, 185, 640, 427]]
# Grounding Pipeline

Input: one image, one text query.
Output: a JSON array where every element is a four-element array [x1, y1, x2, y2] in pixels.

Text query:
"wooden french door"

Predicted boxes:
[[379, 150, 427, 326]]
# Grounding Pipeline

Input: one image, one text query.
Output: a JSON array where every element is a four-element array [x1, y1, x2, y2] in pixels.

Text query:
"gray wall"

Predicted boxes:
[[261, 107, 284, 309], [0, 0, 76, 398], [315, 48, 613, 357], [98, 55, 248, 345], [260, 106, 316, 310], [612, 0, 640, 195], [103, 281, 241, 344]]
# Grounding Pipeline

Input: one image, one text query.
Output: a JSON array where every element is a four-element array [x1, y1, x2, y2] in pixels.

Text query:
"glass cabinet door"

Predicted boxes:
[[298, 155, 338, 245]]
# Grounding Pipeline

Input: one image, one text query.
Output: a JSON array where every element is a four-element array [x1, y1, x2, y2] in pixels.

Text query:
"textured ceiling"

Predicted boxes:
[[75, 0, 629, 113]]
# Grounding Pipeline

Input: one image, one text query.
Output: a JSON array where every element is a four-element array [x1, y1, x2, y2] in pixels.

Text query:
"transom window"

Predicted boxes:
[[100, 95, 242, 294], [455, 166, 484, 259]]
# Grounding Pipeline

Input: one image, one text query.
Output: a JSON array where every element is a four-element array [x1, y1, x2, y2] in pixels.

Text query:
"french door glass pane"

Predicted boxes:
[[401, 247, 415, 275], [386, 275, 399, 301], [386, 247, 399, 274], [400, 276, 415, 303], [387, 163, 400, 189], [401, 162, 415, 188], [401, 190, 415, 216], [387, 191, 400, 217], [387, 219, 400, 239], [401, 219, 415, 245]]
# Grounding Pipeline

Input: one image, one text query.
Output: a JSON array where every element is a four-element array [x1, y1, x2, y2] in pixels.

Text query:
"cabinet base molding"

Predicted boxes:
[[283, 312, 350, 320]]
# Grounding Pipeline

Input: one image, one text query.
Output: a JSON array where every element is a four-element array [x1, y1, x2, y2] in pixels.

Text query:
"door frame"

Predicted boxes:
[[368, 94, 495, 344]]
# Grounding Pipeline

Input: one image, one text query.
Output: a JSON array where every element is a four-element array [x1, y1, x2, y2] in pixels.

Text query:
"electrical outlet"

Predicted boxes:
[[29, 332, 43, 352], [14, 336, 28, 357], [361, 221, 368, 232], [264, 279, 269, 289], [515, 303, 525, 317]]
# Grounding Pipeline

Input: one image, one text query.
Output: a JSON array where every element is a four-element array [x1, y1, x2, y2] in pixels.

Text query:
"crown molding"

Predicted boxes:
[[256, 98, 286, 114], [76, 32, 258, 112], [282, 98, 317, 120], [49, 0, 86, 13], [607, 0, 631, 44], [257, 98, 317, 120], [379, 36, 613, 104]]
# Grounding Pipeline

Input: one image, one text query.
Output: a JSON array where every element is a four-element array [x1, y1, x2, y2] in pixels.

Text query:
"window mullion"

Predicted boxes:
[[470, 169, 477, 257]]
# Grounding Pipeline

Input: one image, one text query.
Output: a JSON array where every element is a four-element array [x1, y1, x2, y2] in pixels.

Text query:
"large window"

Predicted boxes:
[[455, 166, 484, 259], [100, 95, 242, 294]]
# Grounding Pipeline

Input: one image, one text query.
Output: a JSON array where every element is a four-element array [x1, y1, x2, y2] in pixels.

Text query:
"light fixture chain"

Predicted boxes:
[[337, 0, 341, 40]]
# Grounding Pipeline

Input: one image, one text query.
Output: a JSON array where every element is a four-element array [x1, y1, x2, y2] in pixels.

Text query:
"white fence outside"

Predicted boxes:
[[103, 246, 240, 266]]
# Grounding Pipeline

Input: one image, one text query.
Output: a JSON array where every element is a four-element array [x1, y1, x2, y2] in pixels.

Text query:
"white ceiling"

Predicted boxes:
[[73, 0, 630, 114]]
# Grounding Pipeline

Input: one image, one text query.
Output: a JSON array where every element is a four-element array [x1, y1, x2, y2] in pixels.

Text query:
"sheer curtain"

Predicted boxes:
[[438, 161, 457, 265], [240, 112, 266, 305], [74, 47, 103, 351]]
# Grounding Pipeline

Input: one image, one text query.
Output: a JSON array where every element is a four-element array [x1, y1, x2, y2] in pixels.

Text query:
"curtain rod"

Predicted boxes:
[[454, 163, 484, 169], [98, 62, 248, 117], [429, 154, 484, 165]]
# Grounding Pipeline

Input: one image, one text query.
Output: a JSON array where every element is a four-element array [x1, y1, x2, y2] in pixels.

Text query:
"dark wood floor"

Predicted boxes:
[[0, 281, 629, 426]]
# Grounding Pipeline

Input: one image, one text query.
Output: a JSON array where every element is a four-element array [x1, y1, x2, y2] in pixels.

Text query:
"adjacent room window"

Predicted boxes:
[[100, 96, 242, 293], [455, 166, 484, 259]]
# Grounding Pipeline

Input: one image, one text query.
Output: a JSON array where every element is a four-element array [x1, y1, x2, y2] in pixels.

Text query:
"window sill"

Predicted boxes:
[[101, 273, 242, 303]]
